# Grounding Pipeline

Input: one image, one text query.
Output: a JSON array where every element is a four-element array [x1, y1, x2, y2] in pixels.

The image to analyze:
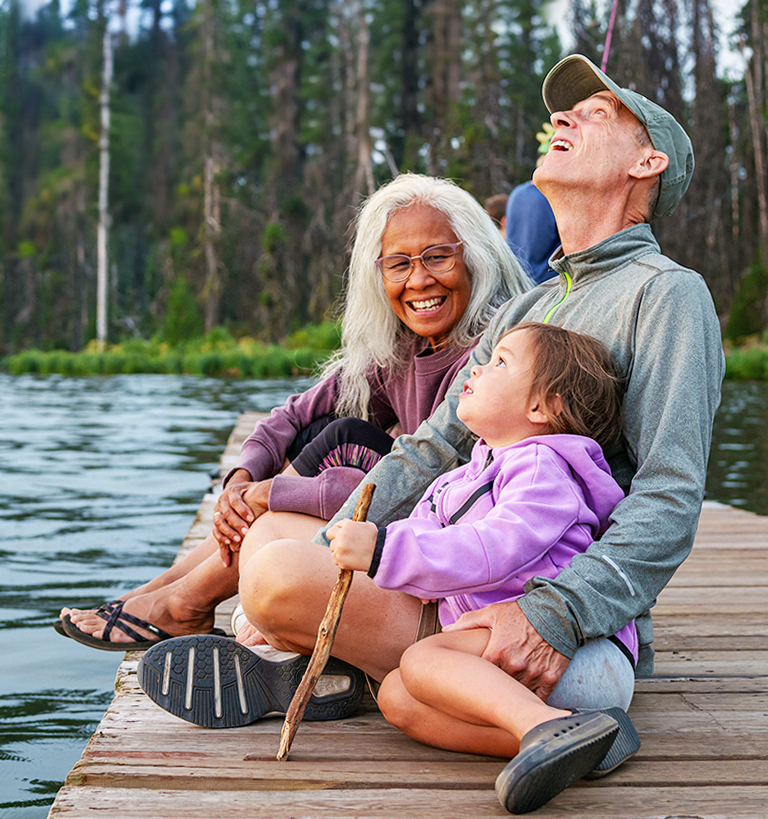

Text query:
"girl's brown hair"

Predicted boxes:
[[504, 322, 623, 451]]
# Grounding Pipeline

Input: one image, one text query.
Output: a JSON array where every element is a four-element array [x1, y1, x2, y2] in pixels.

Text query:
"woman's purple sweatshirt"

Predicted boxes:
[[227, 338, 474, 520], [370, 434, 638, 664]]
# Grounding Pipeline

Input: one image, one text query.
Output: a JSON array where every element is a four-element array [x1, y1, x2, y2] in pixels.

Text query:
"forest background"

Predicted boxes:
[[1, 0, 767, 372]]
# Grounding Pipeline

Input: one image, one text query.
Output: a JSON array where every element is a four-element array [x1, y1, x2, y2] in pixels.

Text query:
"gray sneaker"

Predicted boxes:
[[137, 633, 365, 728]]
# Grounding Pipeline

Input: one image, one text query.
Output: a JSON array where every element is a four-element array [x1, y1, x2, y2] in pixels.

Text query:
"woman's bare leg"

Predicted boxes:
[[239, 535, 422, 681], [379, 630, 571, 756], [64, 547, 241, 642], [63, 512, 325, 644], [60, 532, 221, 623]]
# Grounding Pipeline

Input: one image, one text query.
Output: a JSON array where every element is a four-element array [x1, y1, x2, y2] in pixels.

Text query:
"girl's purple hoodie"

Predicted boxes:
[[370, 434, 637, 664]]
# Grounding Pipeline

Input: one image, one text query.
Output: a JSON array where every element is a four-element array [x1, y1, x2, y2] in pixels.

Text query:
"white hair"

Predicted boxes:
[[325, 173, 532, 420]]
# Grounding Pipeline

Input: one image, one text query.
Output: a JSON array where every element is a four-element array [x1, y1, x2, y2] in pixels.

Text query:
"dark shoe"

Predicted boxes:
[[137, 634, 366, 728], [495, 710, 619, 814], [585, 707, 640, 778]]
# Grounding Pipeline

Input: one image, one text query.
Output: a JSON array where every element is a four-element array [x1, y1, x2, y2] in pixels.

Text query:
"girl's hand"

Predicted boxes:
[[327, 519, 378, 572]]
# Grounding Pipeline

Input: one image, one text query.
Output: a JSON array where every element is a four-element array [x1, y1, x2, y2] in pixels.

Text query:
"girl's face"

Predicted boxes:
[[457, 328, 548, 447], [379, 204, 472, 351]]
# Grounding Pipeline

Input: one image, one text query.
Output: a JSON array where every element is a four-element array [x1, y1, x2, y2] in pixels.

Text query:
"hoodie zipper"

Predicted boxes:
[[446, 448, 495, 525], [543, 268, 573, 324]]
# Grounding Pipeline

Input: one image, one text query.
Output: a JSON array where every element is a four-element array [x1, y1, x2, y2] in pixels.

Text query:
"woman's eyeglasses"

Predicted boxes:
[[375, 242, 463, 282]]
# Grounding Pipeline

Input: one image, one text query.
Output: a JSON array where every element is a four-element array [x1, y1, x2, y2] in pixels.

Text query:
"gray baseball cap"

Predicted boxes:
[[541, 54, 694, 220]]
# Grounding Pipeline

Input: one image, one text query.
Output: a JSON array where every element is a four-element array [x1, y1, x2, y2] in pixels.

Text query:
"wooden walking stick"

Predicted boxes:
[[277, 482, 376, 761]]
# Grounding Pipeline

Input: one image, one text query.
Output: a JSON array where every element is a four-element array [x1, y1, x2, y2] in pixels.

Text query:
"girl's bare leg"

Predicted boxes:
[[239, 535, 422, 682], [379, 667, 520, 757], [378, 630, 571, 756]]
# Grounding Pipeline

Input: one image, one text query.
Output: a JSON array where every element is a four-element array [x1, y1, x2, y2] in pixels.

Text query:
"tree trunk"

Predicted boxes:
[[728, 99, 740, 253], [201, 0, 221, 332], [426, 0, 461, 176], [354, 3, 374, 200], [745, 0, 768, 250], [96, 16, 112, 346], [203, 152, 221, 332]]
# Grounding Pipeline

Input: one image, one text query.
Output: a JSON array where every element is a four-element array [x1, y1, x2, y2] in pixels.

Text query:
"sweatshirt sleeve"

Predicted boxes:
[[223, 375, 338, 486], [312, 331, 496, 546], [518, 271, 724, 664], [267, 467, 366, 520], [371, 447, 583, 597]]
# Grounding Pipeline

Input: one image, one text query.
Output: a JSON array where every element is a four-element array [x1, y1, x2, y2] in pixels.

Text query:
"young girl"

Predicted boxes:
[[327, 321, 639, 814]]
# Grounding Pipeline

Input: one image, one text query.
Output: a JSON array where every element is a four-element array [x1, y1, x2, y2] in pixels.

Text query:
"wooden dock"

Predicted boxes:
[[48, 412, 768, 818]]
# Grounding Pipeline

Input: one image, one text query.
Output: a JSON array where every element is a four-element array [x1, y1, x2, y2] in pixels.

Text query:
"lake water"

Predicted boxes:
[[1, 374, 766, 817]]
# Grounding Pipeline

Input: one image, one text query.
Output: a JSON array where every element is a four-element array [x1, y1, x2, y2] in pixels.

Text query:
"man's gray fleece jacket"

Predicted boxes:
[[317, 223, 725, 676]]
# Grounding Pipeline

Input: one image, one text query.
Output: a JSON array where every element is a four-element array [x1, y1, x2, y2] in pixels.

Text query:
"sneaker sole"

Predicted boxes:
[[137, 634, 364, 728]]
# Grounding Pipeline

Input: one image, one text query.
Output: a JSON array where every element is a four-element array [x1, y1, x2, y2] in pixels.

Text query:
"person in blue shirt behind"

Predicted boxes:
[[505, 126, 562, 284]]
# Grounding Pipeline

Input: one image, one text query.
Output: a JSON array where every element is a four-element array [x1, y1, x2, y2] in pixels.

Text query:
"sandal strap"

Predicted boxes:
[[93, 599, 123, 618], [97, 600, 173, 644]]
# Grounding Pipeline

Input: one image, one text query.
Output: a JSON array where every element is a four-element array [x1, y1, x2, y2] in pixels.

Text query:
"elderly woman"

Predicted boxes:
[[59, 173, 529, 652]]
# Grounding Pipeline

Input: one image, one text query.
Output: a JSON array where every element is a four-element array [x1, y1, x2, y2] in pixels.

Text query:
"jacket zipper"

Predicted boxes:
[[543, 268, 573, 324]]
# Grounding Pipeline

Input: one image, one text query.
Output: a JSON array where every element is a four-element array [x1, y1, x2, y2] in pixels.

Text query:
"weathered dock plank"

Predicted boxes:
[[47, 415, 768, 818], [46, 784, 768, 818]]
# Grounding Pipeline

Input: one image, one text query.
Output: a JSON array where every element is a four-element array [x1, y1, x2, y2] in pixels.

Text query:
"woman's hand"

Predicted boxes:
[[214, 471, 272, 566], [327, 519, 378, 572]]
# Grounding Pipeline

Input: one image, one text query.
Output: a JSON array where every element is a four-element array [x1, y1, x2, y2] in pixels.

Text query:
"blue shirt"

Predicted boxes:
[[505, 181, 560, 284]]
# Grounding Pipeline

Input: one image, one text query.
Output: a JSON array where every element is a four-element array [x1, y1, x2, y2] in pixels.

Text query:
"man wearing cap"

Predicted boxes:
[[151, 55, 724, 812], [304, 51, 722, 683], [305, 53, 722, 803]]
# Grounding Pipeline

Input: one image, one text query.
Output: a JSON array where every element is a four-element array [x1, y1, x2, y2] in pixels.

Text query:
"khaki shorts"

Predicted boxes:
[[415, 600, 441, 642]]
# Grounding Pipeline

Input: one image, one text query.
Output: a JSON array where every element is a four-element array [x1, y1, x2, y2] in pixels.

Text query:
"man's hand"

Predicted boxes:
[[443, 601, 570, 701], [214, 471, 271, 566], [327, 519, 378, 572]]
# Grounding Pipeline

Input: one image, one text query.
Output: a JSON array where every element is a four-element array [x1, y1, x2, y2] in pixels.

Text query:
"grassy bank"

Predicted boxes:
[[724, 337, 768, 380], [0, 323, 341, 378], [3, 325, 766, 380]]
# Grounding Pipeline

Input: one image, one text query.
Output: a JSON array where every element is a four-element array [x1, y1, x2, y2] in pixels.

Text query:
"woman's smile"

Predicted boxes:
[[379, 204, 471, 350]]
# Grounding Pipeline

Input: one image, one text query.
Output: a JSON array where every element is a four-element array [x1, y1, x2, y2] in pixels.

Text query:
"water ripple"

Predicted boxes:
[[0, 373, 302, 817]]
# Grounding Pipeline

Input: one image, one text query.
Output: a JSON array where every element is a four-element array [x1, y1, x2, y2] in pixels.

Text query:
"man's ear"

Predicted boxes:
[[630, 149, 669, 180], [527, 392, 562, 427]]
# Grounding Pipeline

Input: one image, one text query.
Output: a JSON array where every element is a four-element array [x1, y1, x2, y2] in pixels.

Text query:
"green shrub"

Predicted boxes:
[[0, 322, 338, 377], [724, 259, 768, 342], [5, 350, 42, 374], [261, 221, 286, 253], [725, 345, 768, 380], [285, 321, 341, 351], [163, 276, 204, 345], [201, 326, 235, 351]]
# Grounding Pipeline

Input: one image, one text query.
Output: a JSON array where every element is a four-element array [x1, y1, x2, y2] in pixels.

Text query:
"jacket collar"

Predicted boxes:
[[550, 223, 660, 284]]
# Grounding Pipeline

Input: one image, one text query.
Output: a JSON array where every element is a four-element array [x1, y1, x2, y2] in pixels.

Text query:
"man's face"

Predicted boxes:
[[534, 91, 648, 197]]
